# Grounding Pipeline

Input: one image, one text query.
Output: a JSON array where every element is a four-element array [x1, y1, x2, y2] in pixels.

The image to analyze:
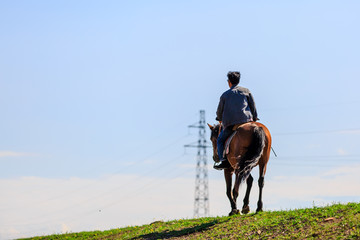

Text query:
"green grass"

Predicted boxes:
[[20, 202, 360, 239]]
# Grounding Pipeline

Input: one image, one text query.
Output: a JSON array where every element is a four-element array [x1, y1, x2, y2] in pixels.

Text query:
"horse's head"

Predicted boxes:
[[207, 123, 221, 163]]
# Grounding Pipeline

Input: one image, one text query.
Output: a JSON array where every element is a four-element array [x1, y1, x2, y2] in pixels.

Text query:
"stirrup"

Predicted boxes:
[[213, 160, 231, 170]]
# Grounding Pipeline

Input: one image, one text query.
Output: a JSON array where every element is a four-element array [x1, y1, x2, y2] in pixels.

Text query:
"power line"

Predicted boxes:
[[15, 125, 358, 220], [4, 110, 360, 234], [261, 100, 360, 112], [273, 154, 360, 160], [3, 156, 192, 229], [273, 128, 360, 136], [2, 134, 191, 211], [2, 115, 201, 228]]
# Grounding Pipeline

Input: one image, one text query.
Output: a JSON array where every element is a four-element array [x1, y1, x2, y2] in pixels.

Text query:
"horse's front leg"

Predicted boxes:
[[230, 172, 242, 215], [224, 169, 238, 216]]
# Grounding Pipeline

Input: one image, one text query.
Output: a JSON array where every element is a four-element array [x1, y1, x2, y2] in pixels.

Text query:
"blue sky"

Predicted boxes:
[[1, 1, 360, 239]]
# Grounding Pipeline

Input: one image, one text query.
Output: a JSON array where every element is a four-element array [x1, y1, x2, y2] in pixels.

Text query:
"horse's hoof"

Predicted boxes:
[[256, 208, 263, 213], [241, 206, 250, 214], [228, 209, 240, 216]]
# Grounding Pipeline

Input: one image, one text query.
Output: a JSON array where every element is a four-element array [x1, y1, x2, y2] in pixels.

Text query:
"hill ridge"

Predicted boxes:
[[21, 202, 360, 239]]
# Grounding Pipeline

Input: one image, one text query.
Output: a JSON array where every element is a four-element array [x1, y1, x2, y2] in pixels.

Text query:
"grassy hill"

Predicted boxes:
[[21, 202, 360, 239]]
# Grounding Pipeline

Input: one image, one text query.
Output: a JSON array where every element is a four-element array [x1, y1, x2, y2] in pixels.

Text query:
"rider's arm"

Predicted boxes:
[[216, 95, 225, 122], [247, 92, 258, 121]]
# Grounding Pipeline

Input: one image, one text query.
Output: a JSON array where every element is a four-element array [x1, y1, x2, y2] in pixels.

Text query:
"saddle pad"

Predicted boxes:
[[224, 131, 237, 156]]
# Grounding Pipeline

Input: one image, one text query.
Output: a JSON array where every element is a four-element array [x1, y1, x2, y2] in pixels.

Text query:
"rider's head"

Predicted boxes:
[[227, 71, 241, 86]]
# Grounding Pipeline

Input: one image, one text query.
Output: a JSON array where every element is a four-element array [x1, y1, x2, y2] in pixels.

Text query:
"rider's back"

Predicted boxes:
[[216, 85, 257, 128]]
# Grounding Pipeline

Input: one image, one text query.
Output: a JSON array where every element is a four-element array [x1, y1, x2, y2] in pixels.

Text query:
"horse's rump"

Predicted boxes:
[[225, 122, 254, 156], [230, 122, 266, 182]]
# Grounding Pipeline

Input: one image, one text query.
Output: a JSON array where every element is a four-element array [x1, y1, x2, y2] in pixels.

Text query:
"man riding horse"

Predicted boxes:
[[210, 72, 271, 214], [214, 71, 259, 170]]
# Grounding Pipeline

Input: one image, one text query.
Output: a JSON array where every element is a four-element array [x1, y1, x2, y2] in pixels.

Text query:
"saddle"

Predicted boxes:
[[223, 122, 253, 157], [224, 132, 237, 157]]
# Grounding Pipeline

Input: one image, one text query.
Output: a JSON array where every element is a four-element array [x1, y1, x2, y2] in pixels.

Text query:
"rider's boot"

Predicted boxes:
[[214, 158, 231, 170]]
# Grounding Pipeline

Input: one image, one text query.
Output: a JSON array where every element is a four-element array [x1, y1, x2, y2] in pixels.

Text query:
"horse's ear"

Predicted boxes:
[[207, 123, 214, 130]]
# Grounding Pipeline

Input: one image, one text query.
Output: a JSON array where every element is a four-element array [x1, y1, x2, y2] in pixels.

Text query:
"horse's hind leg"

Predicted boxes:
[[256, 176, 264, 212], [241, 174, 253, 214], [256, 164, 267, 213]]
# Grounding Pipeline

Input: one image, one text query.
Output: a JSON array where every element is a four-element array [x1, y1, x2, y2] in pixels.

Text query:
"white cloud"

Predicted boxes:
[[263, 164, 360, 210], [336, 148, 348, 156], [0, 174, 197, 239], [338, 129, 360, 135], [0, 151, 32, 158], [320, 164, 360, 177], [1, 164, 360, 239], [177, 163, 195, 169]]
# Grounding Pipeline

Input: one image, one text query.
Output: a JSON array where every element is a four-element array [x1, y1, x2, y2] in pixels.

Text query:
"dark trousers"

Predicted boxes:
[[217, 125, 234, 161]]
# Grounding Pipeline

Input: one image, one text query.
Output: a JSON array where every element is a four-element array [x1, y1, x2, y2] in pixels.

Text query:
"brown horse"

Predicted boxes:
[[208, 122, 272, 216]]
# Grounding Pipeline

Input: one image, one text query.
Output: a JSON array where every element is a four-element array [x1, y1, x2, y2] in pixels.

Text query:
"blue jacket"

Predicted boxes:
[[216, 85, 258, 128]]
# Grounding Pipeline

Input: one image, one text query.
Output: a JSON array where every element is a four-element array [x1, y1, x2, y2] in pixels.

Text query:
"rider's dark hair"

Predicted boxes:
[[227, 71, 241, 85]]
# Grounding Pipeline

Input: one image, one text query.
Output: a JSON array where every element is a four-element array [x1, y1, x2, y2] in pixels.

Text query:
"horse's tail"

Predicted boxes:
[[237, 126, 266, 182]]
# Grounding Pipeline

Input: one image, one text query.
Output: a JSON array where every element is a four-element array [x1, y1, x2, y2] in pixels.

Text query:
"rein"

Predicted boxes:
[[271, 147, 277, 157]]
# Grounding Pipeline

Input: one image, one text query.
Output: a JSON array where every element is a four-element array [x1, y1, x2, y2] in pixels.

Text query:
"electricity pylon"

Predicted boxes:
[[184, 110, 211, 218]]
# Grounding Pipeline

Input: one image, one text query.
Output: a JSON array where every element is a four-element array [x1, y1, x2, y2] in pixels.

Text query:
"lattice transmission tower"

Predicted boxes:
[[184, 110, 211, 218]]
